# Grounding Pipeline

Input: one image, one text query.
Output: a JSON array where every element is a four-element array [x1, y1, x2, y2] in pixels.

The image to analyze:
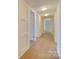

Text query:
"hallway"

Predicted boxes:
[[20, 33, 59, 59], [19, 0, 60, 58]]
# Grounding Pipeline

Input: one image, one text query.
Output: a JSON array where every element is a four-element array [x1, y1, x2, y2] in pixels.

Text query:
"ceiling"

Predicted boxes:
[[25, 0, 59, 16]]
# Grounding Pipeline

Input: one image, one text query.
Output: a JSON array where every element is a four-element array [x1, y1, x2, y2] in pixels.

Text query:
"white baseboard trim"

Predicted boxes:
[[19, 47, 29, 58]]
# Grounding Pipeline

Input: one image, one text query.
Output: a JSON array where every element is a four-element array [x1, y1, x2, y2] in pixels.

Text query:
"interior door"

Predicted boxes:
[[29, 10, 35, 46], [44, 17, 52, 32]]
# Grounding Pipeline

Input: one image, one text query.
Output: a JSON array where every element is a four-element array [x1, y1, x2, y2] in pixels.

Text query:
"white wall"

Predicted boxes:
[[54, 3, 61, 58], [35, 14, 40, 38], [18, 0, 30, 58]]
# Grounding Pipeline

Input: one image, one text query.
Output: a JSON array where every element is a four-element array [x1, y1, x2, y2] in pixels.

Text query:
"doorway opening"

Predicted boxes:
[[29, 10, 35, 47]]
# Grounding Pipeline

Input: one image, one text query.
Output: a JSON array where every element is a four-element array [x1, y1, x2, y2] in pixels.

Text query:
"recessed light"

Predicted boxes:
[[44, 14, 48, 16], [42, 8, 47, 11]]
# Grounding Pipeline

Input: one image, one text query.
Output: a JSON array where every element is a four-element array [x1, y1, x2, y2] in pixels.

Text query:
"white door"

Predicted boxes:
[[44, 17, 52, 32]]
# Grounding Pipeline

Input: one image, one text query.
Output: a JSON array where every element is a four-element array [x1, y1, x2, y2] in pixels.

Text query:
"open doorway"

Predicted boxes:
[[29, 10, 35, 47]]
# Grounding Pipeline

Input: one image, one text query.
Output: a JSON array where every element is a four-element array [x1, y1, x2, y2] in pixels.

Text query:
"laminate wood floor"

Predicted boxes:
[[20, 32, 59, 59]]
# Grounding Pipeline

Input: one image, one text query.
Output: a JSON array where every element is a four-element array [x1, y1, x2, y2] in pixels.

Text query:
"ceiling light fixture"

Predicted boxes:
[[42, 8, 47, 11], [44, 14, 48, 16]]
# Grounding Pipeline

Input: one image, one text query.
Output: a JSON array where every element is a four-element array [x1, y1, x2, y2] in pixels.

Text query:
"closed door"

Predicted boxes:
[[44, 18, 52, 32]]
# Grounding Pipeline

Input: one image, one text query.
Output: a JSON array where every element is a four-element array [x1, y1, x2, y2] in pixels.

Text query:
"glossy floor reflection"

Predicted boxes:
[[20, 32, 59, 59]]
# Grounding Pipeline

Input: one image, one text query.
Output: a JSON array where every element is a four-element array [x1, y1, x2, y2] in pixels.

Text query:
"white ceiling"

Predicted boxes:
[[25, 0, 59, 16]]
